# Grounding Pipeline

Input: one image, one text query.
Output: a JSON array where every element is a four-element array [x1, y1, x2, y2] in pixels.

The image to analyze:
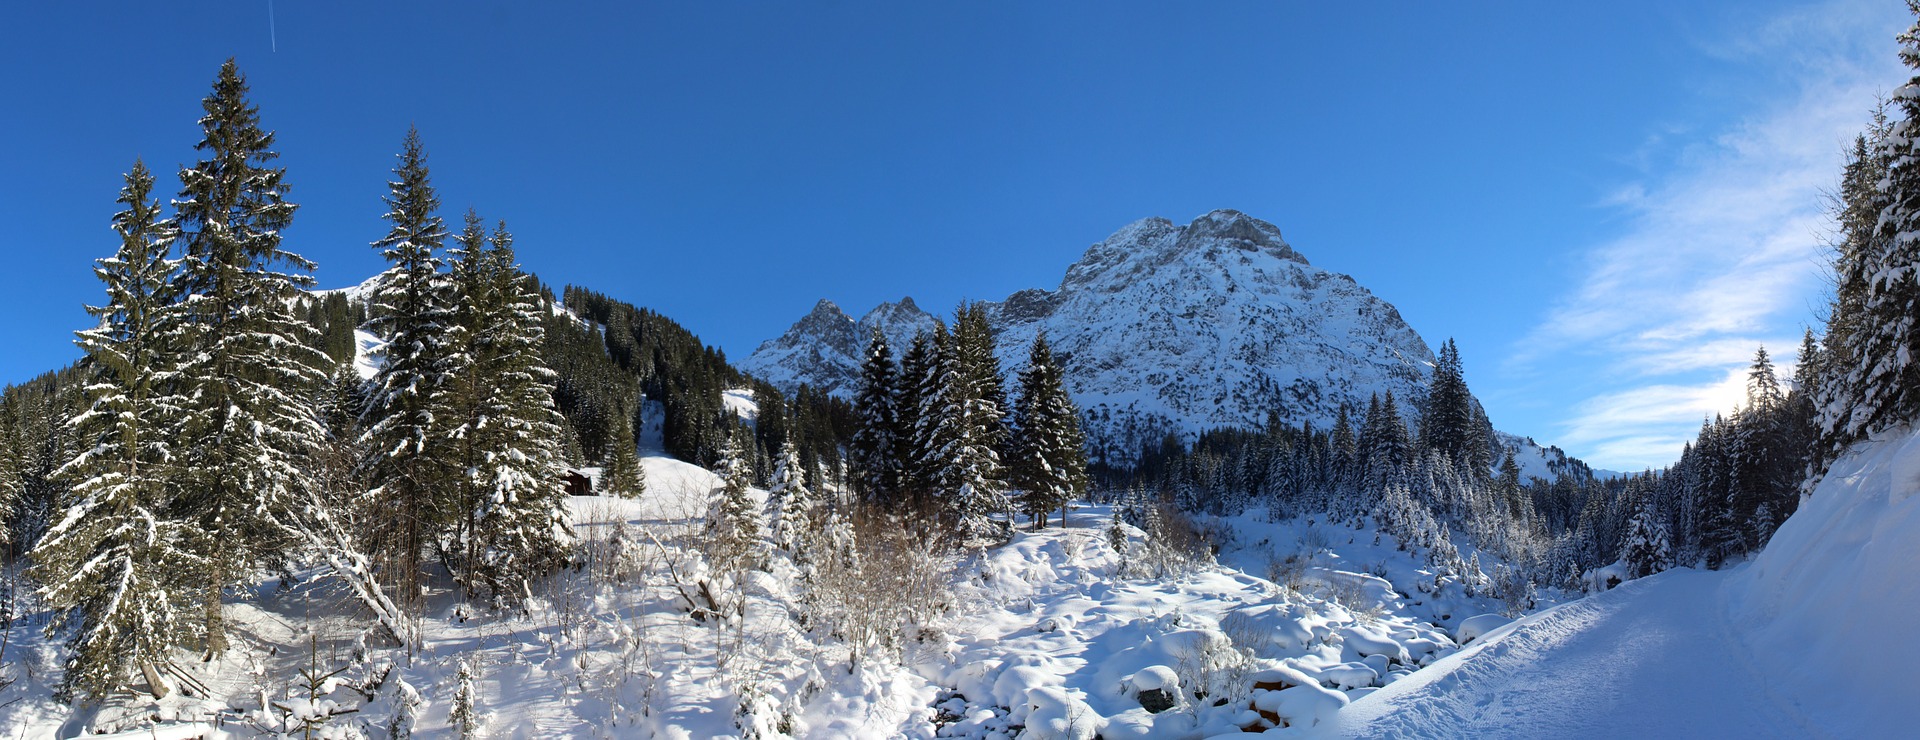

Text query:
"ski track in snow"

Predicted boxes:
[[1339, 568, 1807, 739]]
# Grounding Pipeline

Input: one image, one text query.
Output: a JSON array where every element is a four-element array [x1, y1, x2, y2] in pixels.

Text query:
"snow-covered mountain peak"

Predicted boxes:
[[745, 209, 1446, 463], [857, 296, 938, 333], [790, 299, 858, 352], [744, 295, 941, 396]]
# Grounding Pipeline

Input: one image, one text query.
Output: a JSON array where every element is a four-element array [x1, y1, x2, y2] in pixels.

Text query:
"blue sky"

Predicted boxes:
[[0, 1, 1909, 470]]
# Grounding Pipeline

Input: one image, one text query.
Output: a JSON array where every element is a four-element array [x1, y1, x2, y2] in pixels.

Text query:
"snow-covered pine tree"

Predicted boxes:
[[706, 432, 765, 577], [468, 222, 573, 602], [768, 437, 816, 558], [451, 656, 480, 738], [1621, 496, 1673, 579], [32, 161, 193, 699], [1793, 329, 1826, 486], [360, 127, 457, 612], [1419, 339, 1491, 477], [0, 413, 19, 547], [1849, 8, 1920, 439], [850, 329, 901, 509], [1494, 451, 1526, 522], [443, 211, 494, 591], [1817, 126, 1889, 461], [167, 60, 329, 654], [1009, 333, 1088, 530], [927, 303, 1012, 543]]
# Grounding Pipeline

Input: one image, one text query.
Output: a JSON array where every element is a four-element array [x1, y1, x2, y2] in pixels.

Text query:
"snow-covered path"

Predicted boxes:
[[1337, 569, 1809, 739]]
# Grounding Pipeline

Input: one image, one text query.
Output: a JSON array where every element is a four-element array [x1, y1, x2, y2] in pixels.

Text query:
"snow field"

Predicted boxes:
[[0, 452, 1543, 738], [919, 505, 1513, 739]]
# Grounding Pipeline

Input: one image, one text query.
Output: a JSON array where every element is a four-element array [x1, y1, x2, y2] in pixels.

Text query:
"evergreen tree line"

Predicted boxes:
[[0, 61, 574, 700], [1809, 36, 1920, 474], [1101, 329, 1823, 594], [1097, 341, 1538, 585], [845, 302, 1090, 544]]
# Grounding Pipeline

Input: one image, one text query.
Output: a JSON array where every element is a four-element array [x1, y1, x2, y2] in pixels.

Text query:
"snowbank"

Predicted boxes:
[[1725, 425, 1920, 739]]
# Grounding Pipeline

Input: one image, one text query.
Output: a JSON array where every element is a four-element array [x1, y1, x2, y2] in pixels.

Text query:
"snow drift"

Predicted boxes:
[[1723, 425, 1920, 739]]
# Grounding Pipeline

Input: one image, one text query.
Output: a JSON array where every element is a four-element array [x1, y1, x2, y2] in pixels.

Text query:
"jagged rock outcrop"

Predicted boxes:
[[743, 297, 940, 397]]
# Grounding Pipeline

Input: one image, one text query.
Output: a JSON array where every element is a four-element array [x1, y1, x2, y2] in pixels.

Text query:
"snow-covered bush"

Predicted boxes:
[[1124, 500, 1215, 580]]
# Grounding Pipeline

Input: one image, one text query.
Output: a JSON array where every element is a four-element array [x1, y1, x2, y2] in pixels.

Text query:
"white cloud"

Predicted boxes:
[[1511, 0, 1908, 471]]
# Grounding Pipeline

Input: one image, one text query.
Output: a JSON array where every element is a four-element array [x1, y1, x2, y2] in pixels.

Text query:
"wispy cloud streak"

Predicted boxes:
[[1514, 0, 1909, 471]]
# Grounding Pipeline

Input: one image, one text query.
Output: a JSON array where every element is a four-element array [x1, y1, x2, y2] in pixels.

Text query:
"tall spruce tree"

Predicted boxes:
[[1009, 334, 1088, 530], [1420, 339, 1490, 476], [360, 127, 455, 612], [768, 437, 816, 557], [467, 222, 572, 601], [0, 412, 19, 548], [925, 304, 1011, 542], [168, 60, 329, 654], [443, 212, 493, 590], [850, 329, 901, 508], [1832, 7, 1920, 444], [33, 162, 191, 699], [896, 330, 938, 513], [601, 391, 646, 499]]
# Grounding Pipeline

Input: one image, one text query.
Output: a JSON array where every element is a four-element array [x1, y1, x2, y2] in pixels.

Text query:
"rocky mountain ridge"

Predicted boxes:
[[745, 210, 1457, 465]]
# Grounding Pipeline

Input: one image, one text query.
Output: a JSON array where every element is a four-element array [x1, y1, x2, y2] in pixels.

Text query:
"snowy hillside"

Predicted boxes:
[[746, 210, 1444, 463], [1491, 431, 1599, 483], [1336, 425, 1920, 737]]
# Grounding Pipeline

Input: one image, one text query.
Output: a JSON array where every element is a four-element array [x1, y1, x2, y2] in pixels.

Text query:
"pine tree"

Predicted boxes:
[[896, 330, 938, 513], [1818, 126, 1890, 459], [167, 60, 329, 654], [443, 212, 493, 591], [707, 432, 764, 576], [467, 222, 572, 602], [451, 657, 480, 738], [0, 413, 20, 547], [768, 437, 815, 557], [1420, 339, 1490, 476], [851, 329, 901, 508], [925, 304, 1011, 543], [360, 126, 457, 613], [1621, 497, 1673, 579], [601, 391, 646, 499], [1009, 334, 1088, 530], [1495, 451, 1526, 521], [1834, 7, 1920, 443], [32, 162, 192, 699]]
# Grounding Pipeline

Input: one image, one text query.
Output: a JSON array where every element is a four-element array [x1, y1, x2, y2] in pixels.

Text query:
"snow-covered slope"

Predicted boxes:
[[1338, 426, 1920, 737], [1722, 425, 1920, 739], [1493, 431, 1599, 483], [745, 210, 1441, 463]]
